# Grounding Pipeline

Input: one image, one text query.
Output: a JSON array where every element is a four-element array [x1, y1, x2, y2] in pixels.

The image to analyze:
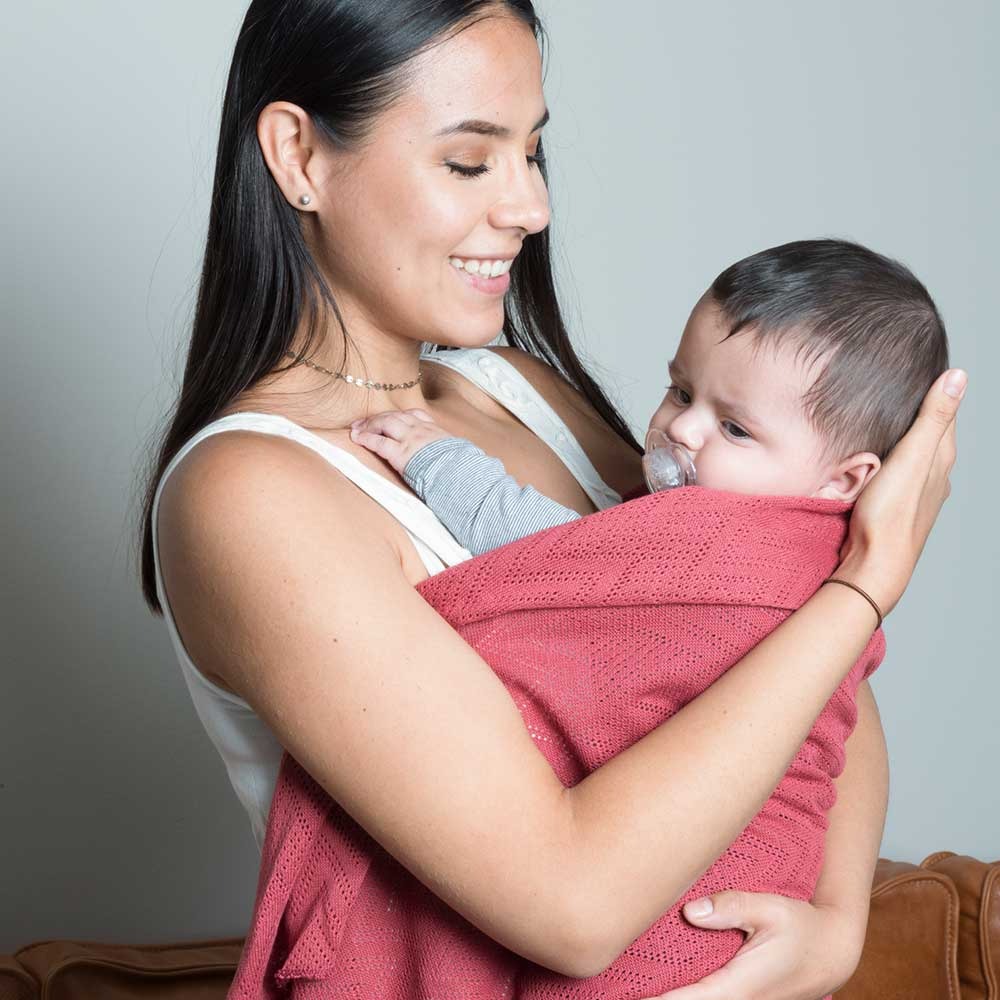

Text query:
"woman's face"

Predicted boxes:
[[311, 16, 550, 349]]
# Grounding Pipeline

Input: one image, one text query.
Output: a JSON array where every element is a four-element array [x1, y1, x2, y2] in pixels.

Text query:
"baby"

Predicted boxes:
[[248, 239, 950, 998], [351, 238, 949, 554]]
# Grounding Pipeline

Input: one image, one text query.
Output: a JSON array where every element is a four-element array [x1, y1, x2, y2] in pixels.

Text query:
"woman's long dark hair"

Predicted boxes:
[[138, 0, 641, 613]]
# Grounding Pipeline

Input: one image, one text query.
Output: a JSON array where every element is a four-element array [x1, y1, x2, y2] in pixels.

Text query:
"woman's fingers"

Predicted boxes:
[[645, 892, 845, 1000], [942, 368, 968, 400], [888, 368, 965, 470], [943, 416, 957, 468], [679, 890, 785, 936], [837, 367, 966, 614], [904, 370, 963, 526]]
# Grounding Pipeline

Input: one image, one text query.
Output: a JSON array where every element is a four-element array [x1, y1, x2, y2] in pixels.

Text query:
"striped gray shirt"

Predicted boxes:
[[403, 436, 582, 556]]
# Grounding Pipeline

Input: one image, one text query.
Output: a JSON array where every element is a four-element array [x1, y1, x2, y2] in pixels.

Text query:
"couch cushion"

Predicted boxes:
[[922, 851, 1000, 1000], [0, 954, 37, 1000], [11, 938, 243, 1000], [834, 858, 961, 1000]]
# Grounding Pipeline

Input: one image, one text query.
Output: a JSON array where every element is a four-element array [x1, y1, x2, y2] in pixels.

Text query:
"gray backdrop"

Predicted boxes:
[[2, 0, 996, 951]]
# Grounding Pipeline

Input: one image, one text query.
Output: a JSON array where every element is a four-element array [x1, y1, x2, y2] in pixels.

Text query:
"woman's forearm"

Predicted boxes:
[[810, 680, 888, 963], [564, 581, 882, 970]]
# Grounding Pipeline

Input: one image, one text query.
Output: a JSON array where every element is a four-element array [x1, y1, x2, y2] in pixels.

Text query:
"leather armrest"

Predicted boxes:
[[921, 851, 1000, 1000], [834, 857, 961, 999], [9, 937, 243, 1000], [0, 953, 37, 1000]]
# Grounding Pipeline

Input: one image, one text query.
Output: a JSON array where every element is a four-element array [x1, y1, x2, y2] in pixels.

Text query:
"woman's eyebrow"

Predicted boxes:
[[435, 108, 549, 139]]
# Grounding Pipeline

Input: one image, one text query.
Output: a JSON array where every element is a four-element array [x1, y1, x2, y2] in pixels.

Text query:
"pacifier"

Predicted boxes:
[[642, 427, 697, 493]]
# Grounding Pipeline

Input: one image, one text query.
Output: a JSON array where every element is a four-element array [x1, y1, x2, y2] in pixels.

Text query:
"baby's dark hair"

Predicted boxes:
[[710, 238, 949, 462]]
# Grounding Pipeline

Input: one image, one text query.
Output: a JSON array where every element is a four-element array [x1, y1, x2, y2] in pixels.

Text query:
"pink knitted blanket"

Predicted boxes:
[[229, 487, 885, 999]]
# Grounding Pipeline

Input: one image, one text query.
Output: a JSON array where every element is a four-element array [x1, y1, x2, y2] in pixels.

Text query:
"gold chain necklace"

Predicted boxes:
[[283, 350, 422, 391]]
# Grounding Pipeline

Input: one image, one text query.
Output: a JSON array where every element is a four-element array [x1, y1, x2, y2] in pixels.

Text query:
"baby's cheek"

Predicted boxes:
[[690, 450, 736, 492], [696, 449, 778, 495]]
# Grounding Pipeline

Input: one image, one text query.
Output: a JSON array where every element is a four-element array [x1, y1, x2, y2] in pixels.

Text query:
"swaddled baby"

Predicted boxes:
[[353, 238, 949, 554], [230, 239, 949, 1000]]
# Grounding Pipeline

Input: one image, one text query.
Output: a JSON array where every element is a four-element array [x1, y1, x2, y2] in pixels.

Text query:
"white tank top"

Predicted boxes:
[[151, 347, 623, 849]]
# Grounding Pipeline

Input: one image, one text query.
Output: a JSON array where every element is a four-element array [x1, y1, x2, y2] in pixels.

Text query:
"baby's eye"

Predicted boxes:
[[723, 421, 751, 440], [667, 384, 691, 405]]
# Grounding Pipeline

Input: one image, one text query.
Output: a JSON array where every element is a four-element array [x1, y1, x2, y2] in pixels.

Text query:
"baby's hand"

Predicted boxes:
[[349, 408, 455, 476]]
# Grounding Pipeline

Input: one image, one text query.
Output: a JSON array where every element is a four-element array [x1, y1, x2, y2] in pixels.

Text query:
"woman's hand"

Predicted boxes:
[[836, 367, 966, 617], [645, 892, 863, 1000]]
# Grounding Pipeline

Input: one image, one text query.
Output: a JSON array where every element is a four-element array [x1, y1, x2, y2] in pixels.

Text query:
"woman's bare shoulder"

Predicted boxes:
[[484, 345, 643, 496], [158, 428, 371, 543], [155, 429, 409, 690]]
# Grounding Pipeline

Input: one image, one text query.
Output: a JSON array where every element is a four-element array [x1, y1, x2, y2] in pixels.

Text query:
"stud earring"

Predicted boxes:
[[299, 194, 311, 206]]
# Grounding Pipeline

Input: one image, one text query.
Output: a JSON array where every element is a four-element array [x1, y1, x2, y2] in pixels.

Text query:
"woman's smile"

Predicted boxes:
[[449, 254, 515, 295]]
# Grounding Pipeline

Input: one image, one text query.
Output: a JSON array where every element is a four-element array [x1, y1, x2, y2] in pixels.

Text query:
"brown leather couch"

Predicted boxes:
[[2, 852, 996, 999]]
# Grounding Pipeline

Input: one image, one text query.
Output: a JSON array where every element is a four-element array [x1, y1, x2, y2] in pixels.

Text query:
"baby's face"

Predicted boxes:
[[647, 293, 857, 499]]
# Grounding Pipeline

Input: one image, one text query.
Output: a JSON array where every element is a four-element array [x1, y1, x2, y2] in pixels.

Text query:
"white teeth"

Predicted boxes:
[[449, 256, 514, 278]]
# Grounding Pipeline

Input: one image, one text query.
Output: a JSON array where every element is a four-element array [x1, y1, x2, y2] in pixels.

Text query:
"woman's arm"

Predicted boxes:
[[811, 680, 889, 955], [653, 680, 890, 1000], [157, 370, 960, 979], [560, 580, 882, 971]]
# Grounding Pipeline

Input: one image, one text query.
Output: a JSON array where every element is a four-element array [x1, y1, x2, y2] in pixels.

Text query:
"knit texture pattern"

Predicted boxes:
[[228, 487, 885, 999]]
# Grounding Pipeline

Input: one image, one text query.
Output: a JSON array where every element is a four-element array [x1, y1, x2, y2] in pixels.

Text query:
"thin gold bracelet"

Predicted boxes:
[[823, 578, 884, 630]]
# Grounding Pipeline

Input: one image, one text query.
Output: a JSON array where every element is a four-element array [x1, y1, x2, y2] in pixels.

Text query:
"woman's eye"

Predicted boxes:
[[446, 162, 490, 179], [723, 421, 751, 440], [667, 384, 691, 405], [447, 150, 545, 178]]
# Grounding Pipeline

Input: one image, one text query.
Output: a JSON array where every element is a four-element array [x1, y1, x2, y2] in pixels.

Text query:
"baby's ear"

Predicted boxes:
[[813, 452, 881, 502]]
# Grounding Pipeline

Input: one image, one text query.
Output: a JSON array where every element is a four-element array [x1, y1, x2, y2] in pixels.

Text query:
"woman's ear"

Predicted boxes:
[[813, 452, 881, 502], [256, 101, 318, 210]]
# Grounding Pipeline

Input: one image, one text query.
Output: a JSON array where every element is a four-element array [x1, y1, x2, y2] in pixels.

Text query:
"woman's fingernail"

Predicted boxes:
[[685, 898, 713, 918], [943, 369, 967, 399]]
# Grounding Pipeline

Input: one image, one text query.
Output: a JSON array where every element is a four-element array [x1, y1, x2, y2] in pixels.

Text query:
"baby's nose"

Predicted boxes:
[[665, 414, 704, 453]]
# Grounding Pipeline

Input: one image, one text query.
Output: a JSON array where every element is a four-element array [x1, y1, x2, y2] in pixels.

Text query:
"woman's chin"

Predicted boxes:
[[425, 317, 507, 351]]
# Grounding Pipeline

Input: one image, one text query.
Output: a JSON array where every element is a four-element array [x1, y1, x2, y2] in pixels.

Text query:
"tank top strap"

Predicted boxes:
[[151, 412, 473, 573], [423, 348, 622, 511]]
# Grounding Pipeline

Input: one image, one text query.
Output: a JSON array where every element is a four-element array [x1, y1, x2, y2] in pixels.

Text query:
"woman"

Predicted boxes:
[[140, 2, 964, 997]]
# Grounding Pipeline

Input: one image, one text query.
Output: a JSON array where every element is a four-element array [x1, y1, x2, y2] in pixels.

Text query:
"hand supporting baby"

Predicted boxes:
[[350, 408, 454, 476]]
